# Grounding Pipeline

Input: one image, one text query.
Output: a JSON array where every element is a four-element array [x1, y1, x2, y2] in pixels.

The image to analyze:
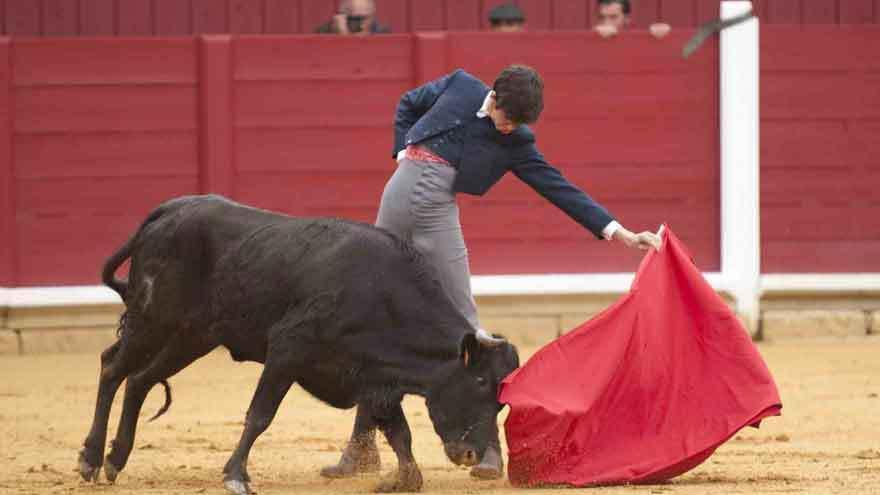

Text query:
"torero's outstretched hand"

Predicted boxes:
[[613, 227, 662, 251]]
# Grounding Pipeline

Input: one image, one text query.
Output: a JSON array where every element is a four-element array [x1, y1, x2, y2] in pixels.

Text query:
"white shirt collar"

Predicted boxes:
[[476, 91, 494, 118]]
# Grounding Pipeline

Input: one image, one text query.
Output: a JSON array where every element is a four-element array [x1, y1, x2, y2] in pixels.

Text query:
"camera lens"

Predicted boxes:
[[346, 15, 366, 33]]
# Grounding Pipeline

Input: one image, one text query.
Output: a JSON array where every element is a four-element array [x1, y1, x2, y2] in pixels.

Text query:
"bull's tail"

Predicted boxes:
[[101, 235, 135, 300], [147, 380, 173, 422], [101, 205, 169, 300]]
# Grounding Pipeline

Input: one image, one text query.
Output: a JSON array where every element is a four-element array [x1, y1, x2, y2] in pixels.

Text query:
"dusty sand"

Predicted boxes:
[[2, 337, 879, 495]]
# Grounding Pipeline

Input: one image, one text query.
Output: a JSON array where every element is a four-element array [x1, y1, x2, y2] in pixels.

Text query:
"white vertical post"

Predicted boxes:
[[720, 1, 761, 334]]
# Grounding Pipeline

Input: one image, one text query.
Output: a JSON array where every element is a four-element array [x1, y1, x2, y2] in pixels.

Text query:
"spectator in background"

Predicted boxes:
[[488, 3, 526, 32], [594, 0, 671, 39], [316, 0, 391, 35]]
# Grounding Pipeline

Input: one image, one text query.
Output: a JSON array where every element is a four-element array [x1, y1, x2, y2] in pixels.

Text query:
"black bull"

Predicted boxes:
[[77, 195, 520, 493]]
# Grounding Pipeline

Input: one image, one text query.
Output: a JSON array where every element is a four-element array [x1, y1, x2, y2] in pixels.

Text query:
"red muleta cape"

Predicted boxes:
[[498, 227, 782, 487]]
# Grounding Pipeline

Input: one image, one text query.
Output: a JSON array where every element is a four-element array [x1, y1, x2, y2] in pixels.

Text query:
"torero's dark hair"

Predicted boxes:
[[492, 64, 544, 124]]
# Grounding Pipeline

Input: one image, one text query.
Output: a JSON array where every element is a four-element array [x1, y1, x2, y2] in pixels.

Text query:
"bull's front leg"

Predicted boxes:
[[223, 359, 294, 495], [373, 402, 423, 493]]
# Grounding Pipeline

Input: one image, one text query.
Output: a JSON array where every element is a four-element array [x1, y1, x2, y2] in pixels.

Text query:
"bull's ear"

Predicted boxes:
[[460, 333, 482, 368]]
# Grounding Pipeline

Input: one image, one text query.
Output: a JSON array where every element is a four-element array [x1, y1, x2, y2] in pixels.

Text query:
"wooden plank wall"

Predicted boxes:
[[754, 0, 879, 24], [0, 31, 720, 285], [2, 0, 725, 36], [10, 39, 201, 285], [760, 25, 880, 273], [231, 35, 413, 223], [3, 26, 878, 285], [4, 1, 880, 38]]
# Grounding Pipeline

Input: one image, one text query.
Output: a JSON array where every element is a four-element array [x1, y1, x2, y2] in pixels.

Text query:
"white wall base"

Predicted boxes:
[[471, 273, 727, 296], [7, 272, 875, 309], [0, 285, 121, 307], [762, 274, 880, 293]]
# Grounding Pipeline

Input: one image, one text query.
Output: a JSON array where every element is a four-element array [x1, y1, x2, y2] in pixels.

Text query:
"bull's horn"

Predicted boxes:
[[475, 328, 507, 346]]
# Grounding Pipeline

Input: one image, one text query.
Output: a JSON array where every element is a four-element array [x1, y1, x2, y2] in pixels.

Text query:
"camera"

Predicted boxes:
[[346, 14, 367, 33]]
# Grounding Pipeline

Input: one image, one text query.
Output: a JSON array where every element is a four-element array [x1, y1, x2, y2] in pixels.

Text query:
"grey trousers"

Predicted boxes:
[[375, 158, 480, 328]]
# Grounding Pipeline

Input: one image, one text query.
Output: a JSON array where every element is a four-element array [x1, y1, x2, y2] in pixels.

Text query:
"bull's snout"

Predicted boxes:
[[444, 442, 480, 467]]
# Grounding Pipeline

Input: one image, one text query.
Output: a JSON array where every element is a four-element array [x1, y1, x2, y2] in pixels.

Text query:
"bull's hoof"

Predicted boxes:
[[320, 444, 381, 478], [77, 450, 101, 482], [103, 457, 120, 483], [469, 464, 503, 480], [469, 445, 503, 480], [320, 465, 350, 479], [321, 461, 380, 479], [224, 478, 253, 495], [374, 464, 423, 493]]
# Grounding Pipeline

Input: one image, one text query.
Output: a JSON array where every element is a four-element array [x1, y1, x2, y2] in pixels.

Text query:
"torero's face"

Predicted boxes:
[[486, 94, 520, 135]]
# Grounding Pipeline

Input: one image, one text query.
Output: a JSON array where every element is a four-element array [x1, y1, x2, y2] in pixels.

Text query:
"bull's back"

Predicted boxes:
[[201, 202, 402, 318], [122, 196, 464, 404], [129, 195, 403, 327], [130, 194, 344, 295], [124, 195, 446, 365]]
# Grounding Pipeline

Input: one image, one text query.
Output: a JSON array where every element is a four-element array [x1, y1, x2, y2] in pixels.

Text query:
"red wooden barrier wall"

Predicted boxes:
[[5, 27, 877, 286], [0, 0, 725, 37], [760, 25, 880, 273], [231, 35, 414, 222], [10, 38, 201, 285], [754, 0, 879, 24], [4, 1, 880, 38], [0, 37, 12, 285], [0, 31, 719, 286]]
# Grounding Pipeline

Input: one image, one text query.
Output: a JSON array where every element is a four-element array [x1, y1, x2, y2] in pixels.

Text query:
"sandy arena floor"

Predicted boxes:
[[2, 337, 879, 495]]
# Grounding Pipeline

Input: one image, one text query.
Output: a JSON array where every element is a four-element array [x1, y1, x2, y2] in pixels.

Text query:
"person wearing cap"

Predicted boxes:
[[320, 65, 661, 482], [488, 3, 526, 32]]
